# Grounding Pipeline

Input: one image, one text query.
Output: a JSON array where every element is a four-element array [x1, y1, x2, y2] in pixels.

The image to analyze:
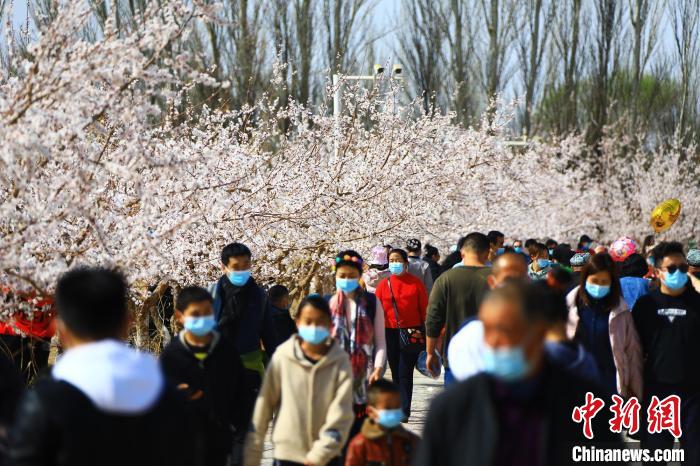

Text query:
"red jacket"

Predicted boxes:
[[345, 419, 418, 466], [376, 273, 427, 328]]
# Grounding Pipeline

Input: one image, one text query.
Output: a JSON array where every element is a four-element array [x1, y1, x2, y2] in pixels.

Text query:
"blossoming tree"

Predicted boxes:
[[1, 1, 697, 350]]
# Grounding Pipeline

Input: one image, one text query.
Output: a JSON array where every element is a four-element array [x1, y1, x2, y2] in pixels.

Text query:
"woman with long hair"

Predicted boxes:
[[328, 250, 387, 443], [566, 253, 643, 399]]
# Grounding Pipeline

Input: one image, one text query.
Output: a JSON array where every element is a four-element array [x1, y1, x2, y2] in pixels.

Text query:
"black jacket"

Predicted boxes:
[[160, 332, 248, 442], [415, 362, 624, 466], [423, 256, 442, 282], [210, 277, 278, 356], [270, 306, 297, 345], [7, 379, 198, 466]]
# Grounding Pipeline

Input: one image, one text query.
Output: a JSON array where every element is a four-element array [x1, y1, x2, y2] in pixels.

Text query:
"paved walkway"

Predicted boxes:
[[261, 368, 443, 464]]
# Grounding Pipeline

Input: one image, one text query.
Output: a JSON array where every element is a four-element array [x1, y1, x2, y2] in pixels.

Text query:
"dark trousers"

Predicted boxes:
[[231, 369, 262, 466], [641, 383, 700, 465], [385, 328, 420, 418]]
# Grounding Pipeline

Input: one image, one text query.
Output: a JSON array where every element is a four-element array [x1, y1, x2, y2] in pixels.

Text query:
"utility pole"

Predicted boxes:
[[332, 64, 403, 156]]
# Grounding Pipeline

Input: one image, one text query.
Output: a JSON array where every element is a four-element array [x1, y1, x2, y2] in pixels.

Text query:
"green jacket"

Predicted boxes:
[[425, 266, 491, 367]]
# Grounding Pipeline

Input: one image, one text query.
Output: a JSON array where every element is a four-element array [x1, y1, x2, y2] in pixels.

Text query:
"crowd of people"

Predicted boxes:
[[0, 232, 699, 466]]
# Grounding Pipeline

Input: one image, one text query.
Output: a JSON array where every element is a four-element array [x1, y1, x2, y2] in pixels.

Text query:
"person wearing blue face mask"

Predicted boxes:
[[245, 296, 353, 466], [577, 234, 594, 253], [487, 230, 505, 263], [328, 250, 387, 450], [416, 282, 623, 466], [375, 249, 428, 422], [567, 253, 643, 400], [345, 379, 419, 466], [209, 242, 278, 367], [208, 242, 278, 461], [527, 242, 552, 281], [632, 242, 700, 464], [161, 286, 248, 466], [512, 239, 524, 255]]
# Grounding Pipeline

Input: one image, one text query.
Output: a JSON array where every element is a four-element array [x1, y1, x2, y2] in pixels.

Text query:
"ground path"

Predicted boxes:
[[261, 368, 444, 464]]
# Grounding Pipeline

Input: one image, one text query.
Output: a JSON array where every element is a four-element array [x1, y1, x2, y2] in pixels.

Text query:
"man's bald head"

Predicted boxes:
[[488, 252, 528, 289]]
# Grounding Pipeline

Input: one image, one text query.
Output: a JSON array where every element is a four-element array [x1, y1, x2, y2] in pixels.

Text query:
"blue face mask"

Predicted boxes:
[[585, 282, 611, 299], [336, 277, 360, 293], [514, 247, 523, 254], [662, 270, 689, 290], [376, 409, 404, 429], [483, 344, 530, 382], [536, 259, 551, 269], [227, 270, 251, 287], [388, 262, 404, 275], [298, 325, 330, 345], [582, 243, 591, 251], [496, 248, 505, 256], [548, 248, 554, 256], [183, 315, 217, 337]]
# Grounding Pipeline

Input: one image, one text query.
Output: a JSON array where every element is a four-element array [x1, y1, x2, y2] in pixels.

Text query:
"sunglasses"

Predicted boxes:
[[663, 264, 689, 274]]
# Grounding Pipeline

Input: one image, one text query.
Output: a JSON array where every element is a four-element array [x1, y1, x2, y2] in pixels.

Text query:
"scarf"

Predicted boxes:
[[219, 276, 248, 338], [329, 290, 375, 405], [528, 264, 549, 281]]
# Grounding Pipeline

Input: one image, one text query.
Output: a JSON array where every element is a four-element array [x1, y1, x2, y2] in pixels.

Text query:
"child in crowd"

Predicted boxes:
[[244, 296, 354, 466], [7, 267, 196, 466], [268, 284, 297, 344], [345, 380, 419, 466], [160, 286, 248, 466]]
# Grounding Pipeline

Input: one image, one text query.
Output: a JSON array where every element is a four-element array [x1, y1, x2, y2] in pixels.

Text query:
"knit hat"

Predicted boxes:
[[570, 252, 591, 267], [369, 246, 388, 266], [406, 238, 421, 253], [687, 249, 700, 267]]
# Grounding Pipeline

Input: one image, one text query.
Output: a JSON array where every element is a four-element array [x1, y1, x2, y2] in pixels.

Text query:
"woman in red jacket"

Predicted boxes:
[[375, 249, 428, 421]]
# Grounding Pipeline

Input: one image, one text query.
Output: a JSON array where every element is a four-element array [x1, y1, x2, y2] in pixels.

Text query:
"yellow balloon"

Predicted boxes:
[[650, 199, 681, 233]]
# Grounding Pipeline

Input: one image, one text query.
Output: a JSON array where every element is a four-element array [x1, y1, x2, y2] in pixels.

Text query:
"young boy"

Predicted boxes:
[[268, 284, 297, 344], [8, 267, 197, 466], [345, 380, 419, 466], [244, 296, 353, 466], [160, 286, 248, 466]]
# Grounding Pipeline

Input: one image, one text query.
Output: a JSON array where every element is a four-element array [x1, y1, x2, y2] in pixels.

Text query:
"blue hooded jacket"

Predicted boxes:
[[620, 276, 649, 310]]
